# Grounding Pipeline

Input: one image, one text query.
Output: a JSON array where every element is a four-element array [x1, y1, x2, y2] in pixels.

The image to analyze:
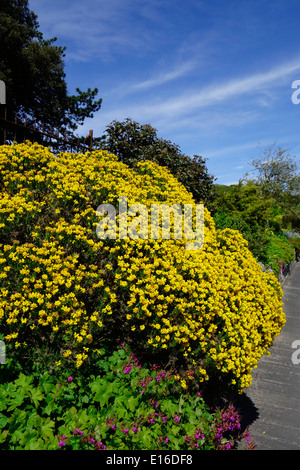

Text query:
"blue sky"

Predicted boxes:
[[29, 0, 300, 184]]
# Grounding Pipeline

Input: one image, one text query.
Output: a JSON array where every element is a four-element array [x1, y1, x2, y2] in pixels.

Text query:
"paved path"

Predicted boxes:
[[238, 261, 300, 450]]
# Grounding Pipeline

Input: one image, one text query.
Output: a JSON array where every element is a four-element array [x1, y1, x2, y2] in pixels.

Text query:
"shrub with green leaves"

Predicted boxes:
[[213, 211, 271, 262], [265, 234, 295, 276], [289, 237, 300, 256]]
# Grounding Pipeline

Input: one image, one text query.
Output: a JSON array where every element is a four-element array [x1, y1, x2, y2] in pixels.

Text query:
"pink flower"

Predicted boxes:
[[194, 431, 204, 440], [124, 364, 133, 374], [74, 428, 84, 436], [96, 441, 106, 450]]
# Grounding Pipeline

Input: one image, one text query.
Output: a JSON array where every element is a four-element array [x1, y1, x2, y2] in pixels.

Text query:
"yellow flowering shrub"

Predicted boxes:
[[0, 142, 285, 390]]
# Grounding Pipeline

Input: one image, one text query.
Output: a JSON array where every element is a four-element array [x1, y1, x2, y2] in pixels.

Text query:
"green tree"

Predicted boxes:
[[0, 0, 102, 131], [249, 142, 299, 198], [212, 181, 273, 227], [247, 142, 300, 230], [101, 118, 215, 205], [212, 181, 277, 261]]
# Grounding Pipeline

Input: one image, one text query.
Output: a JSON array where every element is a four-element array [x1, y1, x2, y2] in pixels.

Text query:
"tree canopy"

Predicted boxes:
[[249, 142, 300, 199], [0, 0, 102, 131], [246, 142, 300, 230], [211, 181, 275, 261], [101, 118, 215, 206]]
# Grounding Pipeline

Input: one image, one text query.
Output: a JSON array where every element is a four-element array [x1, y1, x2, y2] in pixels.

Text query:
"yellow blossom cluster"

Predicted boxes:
[[0, 142, 285, 389]]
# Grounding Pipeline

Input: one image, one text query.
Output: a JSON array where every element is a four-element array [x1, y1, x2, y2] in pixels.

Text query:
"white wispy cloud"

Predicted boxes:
[[91, 56, 300, 134], [138, 57, 300, 118], [128, 60, 197, 91]]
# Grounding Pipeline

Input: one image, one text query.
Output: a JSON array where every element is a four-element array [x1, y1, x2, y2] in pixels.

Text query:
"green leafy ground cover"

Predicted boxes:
[[0, 343, 253, 450]]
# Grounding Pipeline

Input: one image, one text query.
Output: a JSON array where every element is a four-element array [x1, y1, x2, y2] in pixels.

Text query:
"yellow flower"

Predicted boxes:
[[180, 379, 187, 389], [0, 142, 285, 390], [63, 350, 72, 358]]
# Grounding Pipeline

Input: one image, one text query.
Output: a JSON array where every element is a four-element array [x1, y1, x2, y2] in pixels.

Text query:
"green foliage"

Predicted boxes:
[[0, 0, 102, 131], [212, 143, 300, 265], [0, 344, 249, 450], [212, 177, 299, 268], [282, 202, 300, 232], [212, 182, 273, 226], [247, 142, 300, 231], [264, 234, 295, 276], [249, 142, 300, 202], [213, 212, 270, 262], [101, 118, 215, 205], [289, 237, 300, 254], [212, 182, 276, 262]]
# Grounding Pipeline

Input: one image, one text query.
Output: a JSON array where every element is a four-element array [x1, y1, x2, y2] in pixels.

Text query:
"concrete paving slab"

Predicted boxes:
[[238, 261, 300, 450]]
